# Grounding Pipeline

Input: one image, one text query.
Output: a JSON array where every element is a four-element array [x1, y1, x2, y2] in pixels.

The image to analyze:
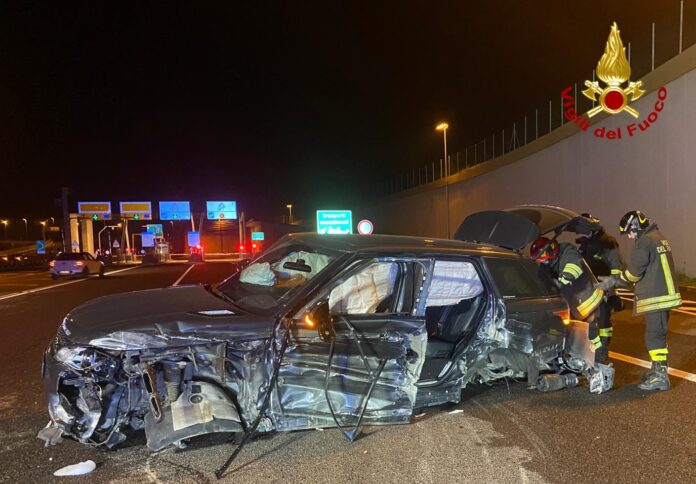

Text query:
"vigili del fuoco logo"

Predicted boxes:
[[562, 22, 667, 139]]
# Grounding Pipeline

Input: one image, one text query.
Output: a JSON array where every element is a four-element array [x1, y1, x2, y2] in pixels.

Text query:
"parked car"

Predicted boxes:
[[39, 224, 612, 468], [49, 252, 105, 279]]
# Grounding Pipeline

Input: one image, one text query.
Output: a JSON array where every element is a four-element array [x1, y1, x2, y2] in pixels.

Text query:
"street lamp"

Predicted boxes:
[[21, 218, 28, 239], [1, 220, 8, 240], [286, 204, 293, 224], [39, 220, 46, 242], [436, 122, 450, 238]]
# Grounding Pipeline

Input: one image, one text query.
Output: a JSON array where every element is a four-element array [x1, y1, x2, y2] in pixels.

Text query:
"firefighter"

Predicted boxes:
[[531, 237, 605, 356], [576, 213, 627, 362], [606, 211, 681, 391]]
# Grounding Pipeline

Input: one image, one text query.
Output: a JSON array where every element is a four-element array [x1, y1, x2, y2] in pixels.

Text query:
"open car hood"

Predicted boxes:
[[454, 205, 602, 250]]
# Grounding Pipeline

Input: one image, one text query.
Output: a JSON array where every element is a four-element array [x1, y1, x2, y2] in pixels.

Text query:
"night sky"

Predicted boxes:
[[0, 1, 686, 221]]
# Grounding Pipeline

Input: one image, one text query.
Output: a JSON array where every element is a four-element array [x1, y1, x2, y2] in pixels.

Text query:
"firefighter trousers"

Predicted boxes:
[[645, 310, 670, 362], [597, 300, 613, 340]]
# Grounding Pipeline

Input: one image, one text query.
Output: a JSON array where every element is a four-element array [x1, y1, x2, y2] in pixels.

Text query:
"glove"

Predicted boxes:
[[595, 276, 617, 291]]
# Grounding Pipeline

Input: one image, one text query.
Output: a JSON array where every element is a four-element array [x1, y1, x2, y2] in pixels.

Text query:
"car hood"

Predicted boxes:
[[62, 285, 275, 349]]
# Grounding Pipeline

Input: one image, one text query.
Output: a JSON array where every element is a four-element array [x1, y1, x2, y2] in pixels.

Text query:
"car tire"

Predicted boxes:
[[99, 266, 105, 278], [82, 267, 90, 278], [51, 274, 59, 280]]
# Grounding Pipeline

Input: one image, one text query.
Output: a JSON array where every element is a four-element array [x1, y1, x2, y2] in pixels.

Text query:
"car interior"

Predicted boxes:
[[420, 260, 487, 381]]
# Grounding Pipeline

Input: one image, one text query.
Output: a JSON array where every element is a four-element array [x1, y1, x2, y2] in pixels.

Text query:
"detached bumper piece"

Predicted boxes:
[[144, 381, 243, 452]]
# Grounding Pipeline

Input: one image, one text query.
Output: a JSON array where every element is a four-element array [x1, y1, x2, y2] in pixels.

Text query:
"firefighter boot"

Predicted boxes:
[[594, 344, 609, 365], [639, 362, 656, 383], [638, 362, 670, 391]]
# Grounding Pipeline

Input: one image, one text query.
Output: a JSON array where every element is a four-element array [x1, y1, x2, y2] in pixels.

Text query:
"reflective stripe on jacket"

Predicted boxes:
[[551, 242, 604, 319], [620, 225, 682, 314]]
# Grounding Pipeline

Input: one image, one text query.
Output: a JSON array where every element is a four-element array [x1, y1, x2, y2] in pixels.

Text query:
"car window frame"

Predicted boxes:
[[482, 256, 559, 300], [418, 255, 489, 313], [294, 256, 432, 321]]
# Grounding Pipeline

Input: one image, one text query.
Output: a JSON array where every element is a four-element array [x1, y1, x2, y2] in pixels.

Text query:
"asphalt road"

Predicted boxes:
[[0, 263, 694, 483]]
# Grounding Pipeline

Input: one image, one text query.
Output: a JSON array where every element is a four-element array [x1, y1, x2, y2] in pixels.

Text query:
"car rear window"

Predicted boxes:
[[56, 253, 85, 261], [484, 257, 559, 298]]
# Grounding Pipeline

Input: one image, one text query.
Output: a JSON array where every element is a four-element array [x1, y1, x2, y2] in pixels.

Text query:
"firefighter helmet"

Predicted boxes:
[[619, 210, 650, 234], [581, 212, 600, 224], [530, 237, 559, 263]]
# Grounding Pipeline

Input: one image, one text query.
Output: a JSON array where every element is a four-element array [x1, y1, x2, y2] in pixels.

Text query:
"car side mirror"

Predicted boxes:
[[304, 300, 335, 341]]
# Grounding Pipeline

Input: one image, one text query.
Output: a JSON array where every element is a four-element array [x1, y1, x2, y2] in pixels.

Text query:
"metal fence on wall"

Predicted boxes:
[[375, 2, 694, 198]]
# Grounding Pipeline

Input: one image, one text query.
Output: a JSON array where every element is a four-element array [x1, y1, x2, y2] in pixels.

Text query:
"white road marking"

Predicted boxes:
[[609, 351, 696, 383], [0, 266, 140, 301], [171, 264, 196, 286]]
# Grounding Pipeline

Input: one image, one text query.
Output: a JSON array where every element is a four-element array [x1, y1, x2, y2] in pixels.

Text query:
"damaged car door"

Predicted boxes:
[[272, 258, 428, 438]]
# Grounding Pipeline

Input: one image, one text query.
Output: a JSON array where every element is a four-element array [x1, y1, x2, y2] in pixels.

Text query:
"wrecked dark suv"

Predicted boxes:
[[40, 225, 611, 455]]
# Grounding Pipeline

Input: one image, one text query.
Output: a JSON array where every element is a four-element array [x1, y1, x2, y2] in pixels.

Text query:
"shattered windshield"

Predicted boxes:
[[217, 244, 339, 315]]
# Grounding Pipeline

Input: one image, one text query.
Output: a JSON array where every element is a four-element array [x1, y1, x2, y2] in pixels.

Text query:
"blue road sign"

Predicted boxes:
[[36, 240, 46, 255], [251, 231, 265, 241], [187, 231, 201, 247], [159, 201, 191, 221], [146, 224, 163, 236], [141, 232, 155, 248], [206, 201, 237, 220], [316, 210, 353, 235]]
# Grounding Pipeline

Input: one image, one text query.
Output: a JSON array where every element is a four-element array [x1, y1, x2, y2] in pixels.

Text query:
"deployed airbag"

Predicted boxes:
[[329, 262, 398, 314], [239, 262, 276, 286], [425, 260, 483, 306]]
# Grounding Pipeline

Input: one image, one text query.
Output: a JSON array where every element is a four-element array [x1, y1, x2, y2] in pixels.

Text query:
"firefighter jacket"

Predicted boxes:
[[577, 231, 626, 277], [547, 242, 604, 320], [620, 224, 682, 314]]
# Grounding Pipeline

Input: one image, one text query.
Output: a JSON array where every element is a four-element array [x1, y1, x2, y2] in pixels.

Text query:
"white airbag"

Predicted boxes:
[[329, 262, 397, 314], [426, 260, 483, 306]]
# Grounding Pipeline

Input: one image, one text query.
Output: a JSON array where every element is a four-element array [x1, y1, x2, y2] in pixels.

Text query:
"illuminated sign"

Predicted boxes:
[[159, 201, 191, 221], [78, 201, 112, 220], [146, 224, 163, 236], [316, 210, 353, 235], [251, 231, 265, 241], [141, 232, 155, 248], [357, 219, 374, 235], [206, 201, 237, 220], [120, 202, 152, 220], [187, 231, 201, 247]]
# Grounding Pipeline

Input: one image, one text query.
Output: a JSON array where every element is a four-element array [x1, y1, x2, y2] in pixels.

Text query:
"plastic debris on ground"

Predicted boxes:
[[53, 460, 97, 477], [448, 409, 464, 414]]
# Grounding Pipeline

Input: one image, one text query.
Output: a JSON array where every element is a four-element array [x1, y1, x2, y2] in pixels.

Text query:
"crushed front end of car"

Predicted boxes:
[[39, 317, 272, 451]]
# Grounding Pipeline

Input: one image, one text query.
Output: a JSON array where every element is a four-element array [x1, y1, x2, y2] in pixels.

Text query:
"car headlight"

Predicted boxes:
[[54, 346, 95, 370]]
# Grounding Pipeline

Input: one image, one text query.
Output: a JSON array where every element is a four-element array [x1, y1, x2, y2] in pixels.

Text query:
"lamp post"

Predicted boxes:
[[436, 122, 450, 237], [286, 204, 293, 224], [21, 218, 28, 239], [1, 220, 8, 240], [39, 221, 46, 243]]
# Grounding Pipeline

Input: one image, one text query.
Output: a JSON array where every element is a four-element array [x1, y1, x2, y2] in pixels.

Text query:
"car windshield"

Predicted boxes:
[[217, 244, 339, 315], [55, 253, 86, 261]]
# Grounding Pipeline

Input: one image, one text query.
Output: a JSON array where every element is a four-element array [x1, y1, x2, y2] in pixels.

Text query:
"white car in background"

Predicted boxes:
[[49, 252, 104, 279]]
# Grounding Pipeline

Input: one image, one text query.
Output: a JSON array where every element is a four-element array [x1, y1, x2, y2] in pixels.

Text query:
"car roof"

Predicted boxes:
[[281, 232, 519, 258]]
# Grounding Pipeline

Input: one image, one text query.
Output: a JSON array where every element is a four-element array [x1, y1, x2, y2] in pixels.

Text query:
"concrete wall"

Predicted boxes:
[[364, 46, 696, 275]]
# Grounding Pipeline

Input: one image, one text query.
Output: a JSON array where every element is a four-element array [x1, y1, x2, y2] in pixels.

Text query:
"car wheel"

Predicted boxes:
[[99, 266, 105, 278], [82, 267, 90, 278], [51, 274, 59, 280]]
